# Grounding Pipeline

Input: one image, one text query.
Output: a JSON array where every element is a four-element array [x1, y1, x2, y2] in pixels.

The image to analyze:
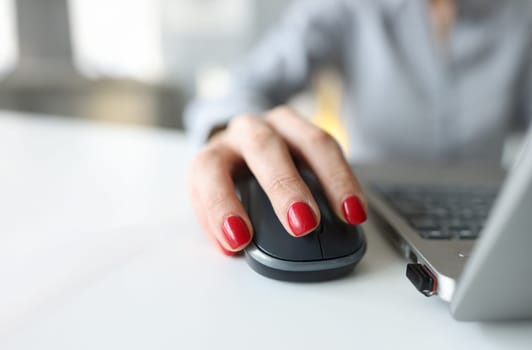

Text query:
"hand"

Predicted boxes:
[[188, 107, 367, 256]]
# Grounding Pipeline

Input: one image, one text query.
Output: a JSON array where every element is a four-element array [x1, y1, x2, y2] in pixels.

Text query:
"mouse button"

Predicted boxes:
[[248, 179, 323, 262], [256, 231, 323, 262], [300, 171, 329, 207], [319, 224, 364, 259]]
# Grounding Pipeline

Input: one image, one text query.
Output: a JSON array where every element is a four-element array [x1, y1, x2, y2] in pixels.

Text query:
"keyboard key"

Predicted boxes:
[[447, 218, 464, 229], [457, 228, 479, 239], [428, 206, 449, 217], [419, 229, 452, 239], [460, 208, 475, 218], [409, 217, 438, 230]]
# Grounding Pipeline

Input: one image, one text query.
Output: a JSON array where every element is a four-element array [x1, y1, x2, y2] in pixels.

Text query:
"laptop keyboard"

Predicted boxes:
[[373, 184, 498, 240]]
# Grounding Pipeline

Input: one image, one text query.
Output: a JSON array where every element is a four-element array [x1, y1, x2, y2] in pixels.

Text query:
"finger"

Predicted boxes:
[[188, 142, 253, 253], [224, 115, 320, 237], [265, 107, 367, 225]]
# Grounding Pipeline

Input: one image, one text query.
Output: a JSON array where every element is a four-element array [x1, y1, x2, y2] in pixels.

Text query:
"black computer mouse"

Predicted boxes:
[[241, 169, 367, 282]]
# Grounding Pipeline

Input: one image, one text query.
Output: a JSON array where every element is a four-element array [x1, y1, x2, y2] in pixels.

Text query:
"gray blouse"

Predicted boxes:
[[185, 0, 532, 162]]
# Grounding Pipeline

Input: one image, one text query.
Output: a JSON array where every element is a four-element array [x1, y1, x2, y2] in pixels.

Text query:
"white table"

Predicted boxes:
[[1, 111, 531, 349]]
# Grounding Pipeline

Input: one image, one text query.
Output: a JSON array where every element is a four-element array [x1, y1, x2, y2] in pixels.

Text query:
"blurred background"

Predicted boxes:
[[0, 0, 302, 130]]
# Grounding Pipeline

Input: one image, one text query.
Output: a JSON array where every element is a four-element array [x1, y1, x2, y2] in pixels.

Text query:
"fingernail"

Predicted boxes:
[[216, 240, 236, 256], [287, 202, 318, 237], [222, 215, 251, 250], [342, 195, 367, 225]]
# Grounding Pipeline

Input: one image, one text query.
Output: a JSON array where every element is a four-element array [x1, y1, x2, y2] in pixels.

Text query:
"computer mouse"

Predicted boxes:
[[241, 169, 367, 282]]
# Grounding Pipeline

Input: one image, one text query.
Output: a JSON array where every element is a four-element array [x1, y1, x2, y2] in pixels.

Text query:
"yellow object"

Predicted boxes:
[[312, 69, 349, 153]]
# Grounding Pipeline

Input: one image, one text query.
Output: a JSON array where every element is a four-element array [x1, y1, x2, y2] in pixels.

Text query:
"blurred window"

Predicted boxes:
[[69, 0, 164, 82], [162, 0, 253, 36], [0, 0, 17, 78]]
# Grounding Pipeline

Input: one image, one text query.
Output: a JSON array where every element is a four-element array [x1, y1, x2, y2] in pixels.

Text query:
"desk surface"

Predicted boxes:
[[1, 111, 531, 349]]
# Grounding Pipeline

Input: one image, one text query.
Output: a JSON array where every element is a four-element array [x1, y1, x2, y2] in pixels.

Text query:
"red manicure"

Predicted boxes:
[[342, 195, 367, 225], [222, 215, 251, 250], [216, 240, 236, 256], [287, 202, 318, 237]]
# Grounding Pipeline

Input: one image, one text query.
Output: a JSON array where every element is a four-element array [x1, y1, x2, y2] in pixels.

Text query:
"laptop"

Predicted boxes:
[[358, 129, 532, 321]]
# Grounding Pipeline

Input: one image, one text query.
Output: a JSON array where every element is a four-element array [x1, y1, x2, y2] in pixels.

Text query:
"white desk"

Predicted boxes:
[[1, 111, 531, 349]]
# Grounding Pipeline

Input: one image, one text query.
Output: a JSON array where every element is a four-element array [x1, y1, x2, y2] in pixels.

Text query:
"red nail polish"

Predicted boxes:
[[342, 195, 367, 225], [287, 202, 318, 237], [222, 215, 251, 250], [216, 240, 236, 256]]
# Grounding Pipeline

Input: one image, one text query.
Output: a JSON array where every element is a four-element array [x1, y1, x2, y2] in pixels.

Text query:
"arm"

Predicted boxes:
[[184, 0, 353, 144]]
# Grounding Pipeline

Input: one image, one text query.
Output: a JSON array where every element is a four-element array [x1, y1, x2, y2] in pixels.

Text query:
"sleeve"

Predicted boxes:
[[525, 52, 532, 128], [183, 0, 354, 145], [515, 10, 532, 131]]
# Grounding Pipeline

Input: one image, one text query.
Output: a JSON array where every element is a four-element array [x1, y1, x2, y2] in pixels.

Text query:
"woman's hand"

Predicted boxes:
[[188, 107, 367, 255]]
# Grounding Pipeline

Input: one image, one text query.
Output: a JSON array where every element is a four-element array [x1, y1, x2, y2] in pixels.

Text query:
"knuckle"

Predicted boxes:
[[204, 190, 228, 213], [192, 146, 221, 169], [308, 128, 337, 149], [266, 174, 302, 197], [230, 114, 259, 132], [268, 106, 296, 121], [329, 170, 355, 192], [245, 123, 279, 150]]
